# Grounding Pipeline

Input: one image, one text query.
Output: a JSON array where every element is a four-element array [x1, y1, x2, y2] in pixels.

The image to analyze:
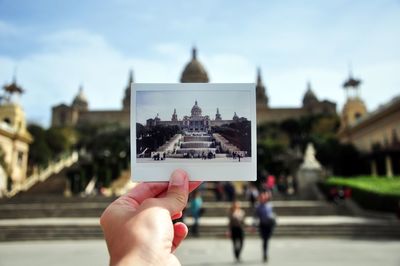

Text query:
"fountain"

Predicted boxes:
[[175, 132, 217, 157]]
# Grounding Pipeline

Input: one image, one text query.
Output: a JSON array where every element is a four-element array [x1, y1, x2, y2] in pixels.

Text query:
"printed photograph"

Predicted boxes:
[[135, 87, 253, 163]]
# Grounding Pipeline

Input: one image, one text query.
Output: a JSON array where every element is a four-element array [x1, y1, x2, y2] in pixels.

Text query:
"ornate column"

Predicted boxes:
[[370, 159, 378, 176], [385, 155, 393, 178]]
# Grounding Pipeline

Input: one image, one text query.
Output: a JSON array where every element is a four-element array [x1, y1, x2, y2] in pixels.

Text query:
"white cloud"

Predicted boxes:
[[0, 31, 206, 126]]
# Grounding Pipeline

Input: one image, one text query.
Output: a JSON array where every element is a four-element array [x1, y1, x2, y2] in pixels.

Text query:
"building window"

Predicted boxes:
[[3, 117, 11, 125], [17, 151, 24, 167]]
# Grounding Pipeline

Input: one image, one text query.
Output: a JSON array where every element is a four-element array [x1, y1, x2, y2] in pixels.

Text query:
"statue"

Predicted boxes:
[[297, 142, 324, 200], [300, 143, 322, 170]]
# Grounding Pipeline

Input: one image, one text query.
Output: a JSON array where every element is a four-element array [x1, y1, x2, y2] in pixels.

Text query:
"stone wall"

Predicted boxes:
[[78, 110, 130, 128], [257, 107, 307, 124]]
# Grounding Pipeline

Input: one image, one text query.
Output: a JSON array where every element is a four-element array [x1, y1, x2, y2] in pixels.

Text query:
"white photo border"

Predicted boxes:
[[131, 83, 257, 182]]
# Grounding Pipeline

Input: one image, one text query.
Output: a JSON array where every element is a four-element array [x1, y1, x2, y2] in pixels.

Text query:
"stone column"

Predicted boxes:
[[370, 160, 378, 176], [385, 155, 393, 178]]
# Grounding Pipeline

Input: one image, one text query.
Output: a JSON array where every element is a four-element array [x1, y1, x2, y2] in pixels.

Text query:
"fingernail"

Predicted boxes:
[[170, 170, 185, 187]]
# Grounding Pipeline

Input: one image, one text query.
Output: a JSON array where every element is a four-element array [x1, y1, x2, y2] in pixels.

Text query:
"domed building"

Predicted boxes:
[[146, 100, 241, 132], [51, 46, 336, 128], [180, 47, 209, 83], [72, 85, 88, 111]]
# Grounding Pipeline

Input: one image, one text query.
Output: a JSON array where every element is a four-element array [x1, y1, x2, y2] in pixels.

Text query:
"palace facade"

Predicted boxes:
[[51, 47, 336, 128], [145, 100, 245, 132], [337, 74, 400, 177]]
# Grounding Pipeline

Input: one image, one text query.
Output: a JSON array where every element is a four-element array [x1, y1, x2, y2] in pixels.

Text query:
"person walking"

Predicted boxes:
[[228, 201, 246, 262], [254, 190, 276, 263], [246, 183, 259, 208], [190, 189, 203, 236]]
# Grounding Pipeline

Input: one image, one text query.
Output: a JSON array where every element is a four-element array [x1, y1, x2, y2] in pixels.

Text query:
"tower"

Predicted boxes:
[[72, 85, 88, 111], [233, 112, 239, 121], [0, 76, 32, 191], [302, 81, 320, 113], [340, 71, 367, 129], [123, 70, 133, 110], [215, 108, 222, 120], [180, 47, 209, 83], [256, 68, 268, 108], [171, 108, 178, 122]]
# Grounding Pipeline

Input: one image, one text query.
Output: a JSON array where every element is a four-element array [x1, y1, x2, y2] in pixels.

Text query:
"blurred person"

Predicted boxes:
[[277, 174, 287, 194], [100, 169, 201, 265], [254, 190, 276, 263], [224, 181, 236, 201], [190, 189, 203, 236], [215, 181, 224, 201], [246, 183, 259, 208], [228, 201, 246, 262], [265, 174, 276, 192]]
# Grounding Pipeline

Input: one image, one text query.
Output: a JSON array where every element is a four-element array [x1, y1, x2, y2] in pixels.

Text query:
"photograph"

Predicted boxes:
[[132, 83, 257, 181]]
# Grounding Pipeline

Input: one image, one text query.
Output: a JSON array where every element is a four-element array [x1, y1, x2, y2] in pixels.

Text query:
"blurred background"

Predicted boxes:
[[0, 0, 399, 265]]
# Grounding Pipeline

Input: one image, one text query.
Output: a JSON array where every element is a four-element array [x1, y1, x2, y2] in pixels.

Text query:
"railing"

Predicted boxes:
[[4, 151, 79, 198]]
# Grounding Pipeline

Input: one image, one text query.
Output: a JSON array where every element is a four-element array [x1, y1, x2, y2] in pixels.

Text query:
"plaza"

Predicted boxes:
[[0, 238, 399, 266]]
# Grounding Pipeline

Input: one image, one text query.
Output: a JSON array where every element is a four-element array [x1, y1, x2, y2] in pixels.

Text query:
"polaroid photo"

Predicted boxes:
[[131, 83, 257, 182]]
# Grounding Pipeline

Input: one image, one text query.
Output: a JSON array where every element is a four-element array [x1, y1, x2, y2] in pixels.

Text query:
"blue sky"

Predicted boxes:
[[0, 0, 399, 126]]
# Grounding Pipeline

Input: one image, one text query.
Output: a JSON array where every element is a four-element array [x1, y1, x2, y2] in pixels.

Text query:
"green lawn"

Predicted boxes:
[[326, 176, 400, 197]]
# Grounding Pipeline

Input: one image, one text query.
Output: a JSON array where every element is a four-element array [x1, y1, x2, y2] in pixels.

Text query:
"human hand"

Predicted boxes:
[[100, 169, 201, 266]]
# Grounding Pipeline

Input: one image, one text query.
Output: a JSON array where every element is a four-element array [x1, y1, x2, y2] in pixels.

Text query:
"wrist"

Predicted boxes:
[[110, 250, 160, 266]]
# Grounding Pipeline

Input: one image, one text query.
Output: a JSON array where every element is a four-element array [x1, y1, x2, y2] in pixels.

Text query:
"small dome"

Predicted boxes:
[[180, 47, 209, 83], [303, 82, 318, 106], [191, 100, 202, 117], [72, 86, 88, 110]]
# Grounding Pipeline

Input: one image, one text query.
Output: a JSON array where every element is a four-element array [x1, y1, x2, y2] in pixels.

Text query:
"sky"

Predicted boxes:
[[136, 89, 252, 125], [0, 0, 399, 126]]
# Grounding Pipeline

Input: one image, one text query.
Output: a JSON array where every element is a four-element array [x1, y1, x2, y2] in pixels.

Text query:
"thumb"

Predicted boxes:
[[161, 169, 189, 216]]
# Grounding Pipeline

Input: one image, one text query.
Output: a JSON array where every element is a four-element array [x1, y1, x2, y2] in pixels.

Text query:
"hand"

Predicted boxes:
[[100, 169, 201, 266]]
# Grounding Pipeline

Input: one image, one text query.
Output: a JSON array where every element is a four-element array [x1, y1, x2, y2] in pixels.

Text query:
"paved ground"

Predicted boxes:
[[0, 238, 399, 266], [0, 215, 392, 226]]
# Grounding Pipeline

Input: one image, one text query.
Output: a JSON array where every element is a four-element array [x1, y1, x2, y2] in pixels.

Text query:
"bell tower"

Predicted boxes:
[[340, 71, 367, 130]]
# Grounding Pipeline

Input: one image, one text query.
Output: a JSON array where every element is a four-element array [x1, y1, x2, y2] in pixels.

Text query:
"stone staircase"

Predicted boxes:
[[1, 193, 400, 241]]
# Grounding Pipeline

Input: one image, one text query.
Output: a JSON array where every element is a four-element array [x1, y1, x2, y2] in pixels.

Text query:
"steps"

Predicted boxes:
[[0, 198, 348, 219], [1, 194, 399, 241], [1, 216, 399, 241]]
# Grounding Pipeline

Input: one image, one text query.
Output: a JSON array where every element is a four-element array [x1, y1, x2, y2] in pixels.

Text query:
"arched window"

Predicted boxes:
[[3, 117, 11, 125]]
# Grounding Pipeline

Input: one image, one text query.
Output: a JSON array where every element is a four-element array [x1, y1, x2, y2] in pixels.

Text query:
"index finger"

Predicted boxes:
[[118, 180, 202, 205], [119, 182, 168, 205]]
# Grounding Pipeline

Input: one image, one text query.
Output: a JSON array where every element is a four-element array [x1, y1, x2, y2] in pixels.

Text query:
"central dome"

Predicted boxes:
[[191, 100, 202, 117], [180, 47, 209, 83]]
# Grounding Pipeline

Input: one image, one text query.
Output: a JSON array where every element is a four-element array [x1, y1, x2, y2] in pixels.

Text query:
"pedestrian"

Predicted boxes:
[[228, 201, 246, 262], [254, 190, 276, 263], [224, 181, 236, 202], [246, 183, 259, 208], [214, 181, 224, 201], [190, 189, 203, 236], [265, 174, 276, 192]]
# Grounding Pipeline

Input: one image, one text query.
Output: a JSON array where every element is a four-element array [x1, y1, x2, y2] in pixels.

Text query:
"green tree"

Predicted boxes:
[[27, 124, 52, 167]]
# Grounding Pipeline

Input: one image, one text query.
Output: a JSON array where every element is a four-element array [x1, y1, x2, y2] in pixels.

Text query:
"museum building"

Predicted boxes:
[[51, 47, 337, 128], [145, 100, 244, 132]]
